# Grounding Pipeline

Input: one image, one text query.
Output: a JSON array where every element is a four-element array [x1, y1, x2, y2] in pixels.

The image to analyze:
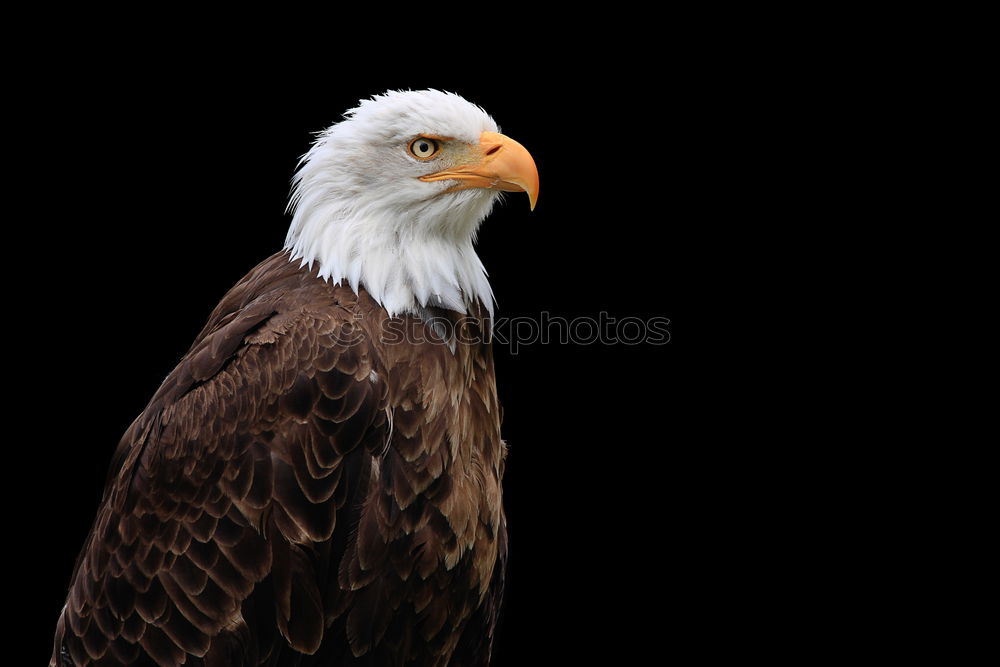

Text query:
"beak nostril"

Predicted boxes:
[[485, 145, 501, 157]]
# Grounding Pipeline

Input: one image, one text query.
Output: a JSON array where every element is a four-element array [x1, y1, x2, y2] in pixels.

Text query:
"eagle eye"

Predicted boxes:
[[408, 137, 441, 160]]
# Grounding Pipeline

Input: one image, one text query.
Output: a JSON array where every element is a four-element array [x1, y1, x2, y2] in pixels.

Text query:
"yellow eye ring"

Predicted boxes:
[[408, 137, 441, 160]]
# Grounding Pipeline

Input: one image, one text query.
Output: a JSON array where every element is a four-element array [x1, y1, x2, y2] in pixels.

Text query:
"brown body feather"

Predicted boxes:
[[52, 251, 508, 666]]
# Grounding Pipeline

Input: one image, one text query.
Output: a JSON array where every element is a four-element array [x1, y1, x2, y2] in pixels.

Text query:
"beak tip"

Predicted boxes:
[[526, 178, 539, 211]]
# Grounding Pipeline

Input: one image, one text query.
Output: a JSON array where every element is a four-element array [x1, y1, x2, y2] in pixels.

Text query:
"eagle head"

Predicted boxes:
[[284, 89, 539, 318]]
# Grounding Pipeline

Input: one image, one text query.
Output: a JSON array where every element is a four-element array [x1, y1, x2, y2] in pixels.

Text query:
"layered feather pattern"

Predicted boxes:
[[52, 251, 507, 666]]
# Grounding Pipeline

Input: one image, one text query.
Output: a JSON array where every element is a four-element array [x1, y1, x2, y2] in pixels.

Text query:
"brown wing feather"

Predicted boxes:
[[52, 252, 508, 666], [52, 253, 388, 665]]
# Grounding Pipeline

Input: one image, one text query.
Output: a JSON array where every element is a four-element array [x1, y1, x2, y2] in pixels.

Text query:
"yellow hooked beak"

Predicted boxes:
[[419, 131, 539, 210]]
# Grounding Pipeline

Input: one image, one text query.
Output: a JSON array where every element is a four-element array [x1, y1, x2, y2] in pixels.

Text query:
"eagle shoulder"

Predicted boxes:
[[52, 253, 390, 665]]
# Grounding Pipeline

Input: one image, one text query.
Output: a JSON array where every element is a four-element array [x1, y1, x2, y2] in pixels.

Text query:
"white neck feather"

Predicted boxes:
[[284, 197, 496, 318]]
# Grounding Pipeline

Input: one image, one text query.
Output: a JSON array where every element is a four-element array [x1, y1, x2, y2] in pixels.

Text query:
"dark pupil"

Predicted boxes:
[[418, 142, 430, 153]]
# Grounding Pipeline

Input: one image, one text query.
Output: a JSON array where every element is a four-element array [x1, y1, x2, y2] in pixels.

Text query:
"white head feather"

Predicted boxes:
[[284, 90, 502, 318]]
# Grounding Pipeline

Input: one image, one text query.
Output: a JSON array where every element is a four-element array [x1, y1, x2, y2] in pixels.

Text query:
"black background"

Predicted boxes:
[[20, 43, 780, 663]]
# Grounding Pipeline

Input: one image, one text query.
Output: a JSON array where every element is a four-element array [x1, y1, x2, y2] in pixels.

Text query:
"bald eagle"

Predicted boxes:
[[51, 90, 538, 666]]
